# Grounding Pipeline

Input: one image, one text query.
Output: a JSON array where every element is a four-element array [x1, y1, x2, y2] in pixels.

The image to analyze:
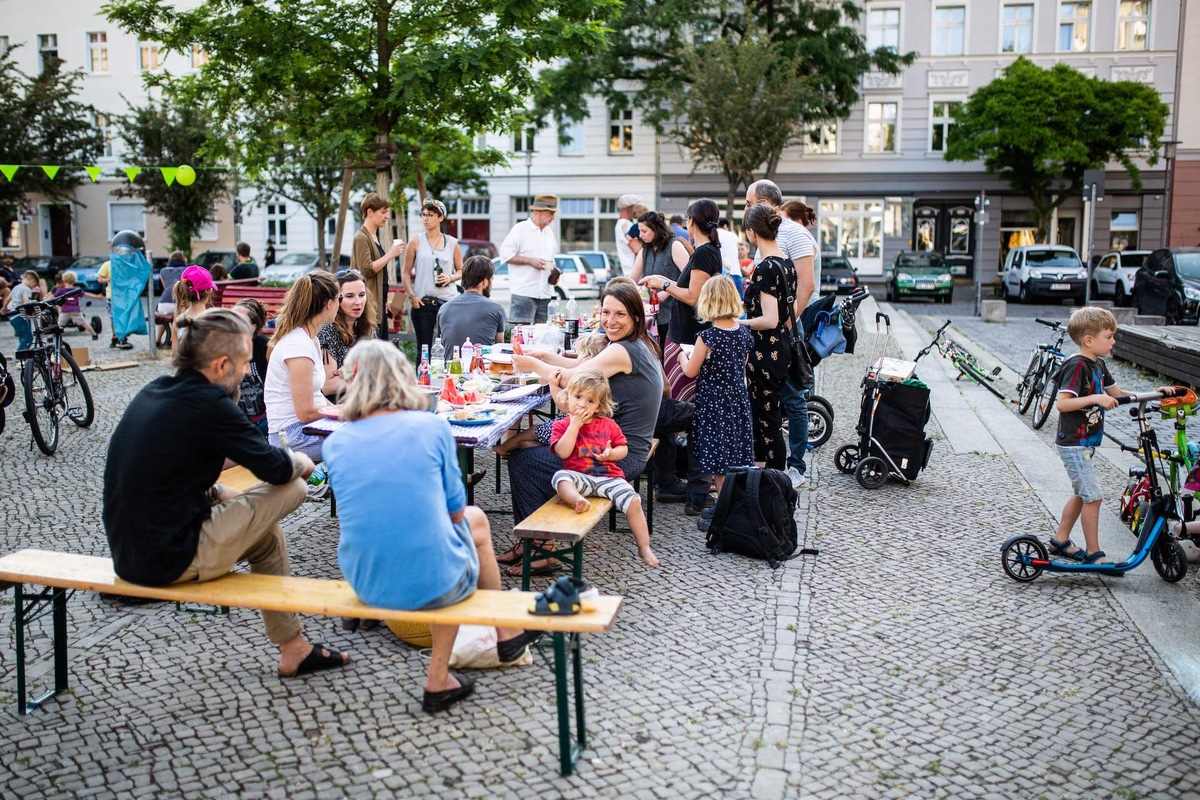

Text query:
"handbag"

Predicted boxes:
[[782, 262, 814, 391], [809, 310, 848, 358]]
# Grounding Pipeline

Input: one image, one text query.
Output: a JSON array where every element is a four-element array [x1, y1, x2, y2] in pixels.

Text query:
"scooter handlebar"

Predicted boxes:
[[1116, 386, 1189, 405]]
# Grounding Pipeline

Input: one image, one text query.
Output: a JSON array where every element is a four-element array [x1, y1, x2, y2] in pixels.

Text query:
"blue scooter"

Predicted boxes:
[[1000, 386, 1193, 583]]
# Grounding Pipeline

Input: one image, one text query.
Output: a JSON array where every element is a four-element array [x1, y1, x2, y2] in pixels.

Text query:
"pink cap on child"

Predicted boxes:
[[180, 265, 216, 295]]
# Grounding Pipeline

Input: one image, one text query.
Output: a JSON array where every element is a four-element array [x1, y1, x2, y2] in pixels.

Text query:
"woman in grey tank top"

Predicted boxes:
[[629, 211, 689, 347]]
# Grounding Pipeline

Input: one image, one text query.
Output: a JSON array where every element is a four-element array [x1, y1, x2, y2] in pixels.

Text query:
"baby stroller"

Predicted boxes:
[[833, 313, 934, 489], [795, 286, 870, 449]]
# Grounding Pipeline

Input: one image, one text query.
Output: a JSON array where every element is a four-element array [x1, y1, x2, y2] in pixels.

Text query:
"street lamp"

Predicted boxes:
[[973, 190, 989, 316], [1162, 139, 1180, 247]]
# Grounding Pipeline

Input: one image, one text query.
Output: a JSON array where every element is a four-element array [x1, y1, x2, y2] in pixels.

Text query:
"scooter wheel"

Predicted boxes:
[[1151, 536, 1188, 583], [834, 445, 859, 474], [855, 456, 888, 489], [1001, 536, 1047, 582]]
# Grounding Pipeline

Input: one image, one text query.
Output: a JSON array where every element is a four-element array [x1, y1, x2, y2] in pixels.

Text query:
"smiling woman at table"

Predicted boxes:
[[504, 280, 664, 572], [264, 272, 339, 461], [322, 340, 538, 712]]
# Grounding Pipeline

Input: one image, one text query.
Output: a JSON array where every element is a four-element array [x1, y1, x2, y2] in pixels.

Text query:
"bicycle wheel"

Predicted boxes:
[[1016, 351, 1042, 414], [957, 359, 1005, 399], [1030, 365, 1058, 429], [806, 405, 833, 449], [806, 394, 835, 422], [59, 350, 94, 427], [23, 358, 60, 455]]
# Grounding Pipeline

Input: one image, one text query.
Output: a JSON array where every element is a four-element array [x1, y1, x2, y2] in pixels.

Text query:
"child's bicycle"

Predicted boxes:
[[917, 320, 1005, 399], [1000, 387, 1194, 583], [1118, 387, 1198, 542]]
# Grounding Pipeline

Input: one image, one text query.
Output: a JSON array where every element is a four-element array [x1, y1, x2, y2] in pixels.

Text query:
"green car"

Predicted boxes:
[[884, 252, 954, 303]]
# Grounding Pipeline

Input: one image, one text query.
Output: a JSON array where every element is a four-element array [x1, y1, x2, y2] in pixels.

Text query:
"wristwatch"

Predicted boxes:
[[662, 280, 672, 291]]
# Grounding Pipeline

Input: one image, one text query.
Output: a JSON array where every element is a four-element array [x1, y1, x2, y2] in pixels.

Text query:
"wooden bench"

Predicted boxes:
[[0, 549, 621, 776], [218, 284, 289, 320], [155, 278, 261, 341], [511, 439, 658, 591]]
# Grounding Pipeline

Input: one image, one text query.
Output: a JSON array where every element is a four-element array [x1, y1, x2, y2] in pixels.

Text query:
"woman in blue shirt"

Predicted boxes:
[[322, 340, 536, 712]]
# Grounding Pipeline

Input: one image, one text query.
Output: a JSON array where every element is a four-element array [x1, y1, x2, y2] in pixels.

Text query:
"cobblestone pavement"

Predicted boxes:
[[2, 308, 1199, 799]]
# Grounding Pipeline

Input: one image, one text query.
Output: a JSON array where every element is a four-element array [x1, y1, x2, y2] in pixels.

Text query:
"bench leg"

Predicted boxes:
[[520, 539, 579, 591], [12, 583, 71, 715], [552, 632, 587, 776]]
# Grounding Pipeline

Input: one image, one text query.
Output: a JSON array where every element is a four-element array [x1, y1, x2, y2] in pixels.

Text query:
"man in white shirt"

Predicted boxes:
[[498, 194, 560, 324], [746, 179, 818, 490], [613, 193, 642, 277], [716, 217, 740, 272]]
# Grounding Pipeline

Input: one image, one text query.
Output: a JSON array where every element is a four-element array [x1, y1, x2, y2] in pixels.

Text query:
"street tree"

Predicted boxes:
[[945, 57, 1169, 242], [114, 101, 230, 255], [0, 48, 102, 224], [104, 0, 616, 253], [534, 0, 912, 216]]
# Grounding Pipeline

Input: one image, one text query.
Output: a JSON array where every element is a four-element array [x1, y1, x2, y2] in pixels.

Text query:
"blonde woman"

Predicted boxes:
[[264, 271, 339, 460], [322, 340, 538, 712]]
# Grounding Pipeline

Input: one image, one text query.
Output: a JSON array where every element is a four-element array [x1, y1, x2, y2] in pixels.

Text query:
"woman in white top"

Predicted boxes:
[[403, 198, 463, 355], [264, 271, 340, 461]]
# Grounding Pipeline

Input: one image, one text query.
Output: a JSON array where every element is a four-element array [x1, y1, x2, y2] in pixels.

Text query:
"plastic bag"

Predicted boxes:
[[448, 625, 533, 669]]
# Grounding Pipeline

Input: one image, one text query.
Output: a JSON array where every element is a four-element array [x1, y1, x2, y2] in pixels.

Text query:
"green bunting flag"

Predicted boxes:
[[0, 165, 17, 181], [85, 166, 103, 182], [160, 167, 178, 186], [123, 166, 142, 182], [41, 165, 60, 179]]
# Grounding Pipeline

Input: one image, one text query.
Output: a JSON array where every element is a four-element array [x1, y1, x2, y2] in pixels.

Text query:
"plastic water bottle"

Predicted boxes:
[[565, 297, 579, 337], [547, 297, 561, 326], [418, 345, 431, 386], [431, 337, 445, 375], [307, 463, 328, 486], [459, 339, 473, 373]]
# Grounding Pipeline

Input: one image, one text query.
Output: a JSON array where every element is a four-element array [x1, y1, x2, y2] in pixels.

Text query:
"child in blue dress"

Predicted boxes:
[[677, 275, 755, 495]]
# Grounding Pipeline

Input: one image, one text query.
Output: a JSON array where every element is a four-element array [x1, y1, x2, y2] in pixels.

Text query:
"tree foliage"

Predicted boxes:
[[114, 101, 230, 254], [945, 57, 1169, 241], [0, 48, 101, 215], [104, 0, 616, 247], [534, 0, 913, 212]]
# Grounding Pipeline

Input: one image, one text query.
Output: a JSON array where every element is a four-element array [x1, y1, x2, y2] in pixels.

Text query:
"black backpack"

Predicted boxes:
[[706, 467, 798, 567]]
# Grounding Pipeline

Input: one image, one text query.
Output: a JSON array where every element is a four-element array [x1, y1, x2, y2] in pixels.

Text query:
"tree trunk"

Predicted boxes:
[[330, 159, 354, 271], [413, 147, 428, 205], [315, 211, 328, 270], [726, 176, 739, 232]]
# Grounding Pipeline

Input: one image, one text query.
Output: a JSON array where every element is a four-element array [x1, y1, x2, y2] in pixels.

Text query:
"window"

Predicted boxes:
[[96, 113, 113, 158], [559, 120, 584, 156], [867, 7, 900, 52], [933, 6, 966, 55], [929, 101, 961, 152], [803, 123, 838, 155], [512, 127, 535, 153], [866, 102, 898, 153], [266, 203, 288, 247], [87, 32, 108, 73], [1117, 1, 1150, 50], [2, 211, 20, 249], [1111, 211, 1140, 250], [819, 200, 885, 275], [544, 197, 621, 255], [38, 34, 58, 73], [1002, 4, 1035, 53], [1058, 2, 1091, 52], [109, 203, 145, 240], [609, 107, 633, 153], [197, 218, 218, 241], [139, 41, 163, 72], [191, 44, 208, 69]]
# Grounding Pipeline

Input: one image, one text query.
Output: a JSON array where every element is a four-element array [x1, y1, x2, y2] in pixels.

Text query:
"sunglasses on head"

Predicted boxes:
[[336, 269, 363, 280]]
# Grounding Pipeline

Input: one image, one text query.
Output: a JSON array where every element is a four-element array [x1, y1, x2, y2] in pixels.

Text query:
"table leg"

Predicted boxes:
[[459, 447, 474, 505]]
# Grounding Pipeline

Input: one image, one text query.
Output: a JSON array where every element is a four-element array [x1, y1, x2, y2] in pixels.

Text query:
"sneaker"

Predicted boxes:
[[684, 494, 715, 516], [109, 339, 119, 349], [116, 339, 134, 350], [786, 467, 807, 489], [696, 517, 710, 533], [655, 480, 688, 503]]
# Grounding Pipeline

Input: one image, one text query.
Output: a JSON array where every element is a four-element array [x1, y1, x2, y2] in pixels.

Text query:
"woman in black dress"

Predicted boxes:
[[628, 211, 689, 348], [741, 204, 797, 469]]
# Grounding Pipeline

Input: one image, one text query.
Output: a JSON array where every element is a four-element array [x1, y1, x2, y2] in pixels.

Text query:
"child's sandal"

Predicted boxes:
[[1048, 537, 1086, 562]]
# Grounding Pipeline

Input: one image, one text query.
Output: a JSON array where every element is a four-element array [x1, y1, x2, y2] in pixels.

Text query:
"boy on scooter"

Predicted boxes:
[[1049, 307, 1129, 564]]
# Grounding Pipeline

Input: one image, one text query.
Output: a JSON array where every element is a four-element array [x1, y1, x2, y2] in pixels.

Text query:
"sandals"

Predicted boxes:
[[1083, 550, 1113, 564], [278, 643, 348, 678], [1048, 537, 1086, 562], [505, 557, 562, 578], [529, 576, 591, 616]]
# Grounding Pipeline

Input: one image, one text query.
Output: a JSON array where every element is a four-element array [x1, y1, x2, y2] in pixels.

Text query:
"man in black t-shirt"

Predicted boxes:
[[229, 242, 259, 280], [103, 309, 348, 678]]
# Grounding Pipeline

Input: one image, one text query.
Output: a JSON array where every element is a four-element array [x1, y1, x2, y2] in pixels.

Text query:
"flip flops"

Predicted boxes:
[[529, 576, 593, 616], [278, 643, 349, 678]]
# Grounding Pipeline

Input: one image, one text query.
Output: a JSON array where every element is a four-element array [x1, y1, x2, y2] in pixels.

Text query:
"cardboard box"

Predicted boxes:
[[71, 346, 90, 367]]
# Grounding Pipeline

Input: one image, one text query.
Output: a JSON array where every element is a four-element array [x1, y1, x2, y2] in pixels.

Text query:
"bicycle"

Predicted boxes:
[[1014, 318, 1067, 421], [13, 287, 95, 455], [0, 350, 15, 435], [916, 320, 1005, 399], [1021, 318, 1068, 429]]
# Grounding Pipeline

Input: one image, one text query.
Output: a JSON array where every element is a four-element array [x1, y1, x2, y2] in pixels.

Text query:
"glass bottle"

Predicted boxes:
[[418, 345, 431, 386], [449, 346, 463, 375]]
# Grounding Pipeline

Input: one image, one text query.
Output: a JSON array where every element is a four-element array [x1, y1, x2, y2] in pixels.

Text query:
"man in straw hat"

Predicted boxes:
[[614, 193, 644, 278], [498, 194, 560, 325]]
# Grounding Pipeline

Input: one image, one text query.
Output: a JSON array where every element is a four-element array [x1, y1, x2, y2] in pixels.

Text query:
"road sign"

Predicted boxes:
[[232, 199, 243, 215]]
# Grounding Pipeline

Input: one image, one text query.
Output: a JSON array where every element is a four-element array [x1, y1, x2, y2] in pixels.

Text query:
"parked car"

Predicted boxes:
[[1001, 244, 1087, 304], [259, 252, 351, 286], [883, 251, 953, 303], [13, 254, 73, 282], [568, 250, 613, 283], [193, 249, 239, 273], [819, 254, 859, 295], [66, 255, 107, 294], [489, 254, 600, 311], [1133, 248, 1200, 325], [459, 239, 498, 261], [1092, 249, 1149, 306]]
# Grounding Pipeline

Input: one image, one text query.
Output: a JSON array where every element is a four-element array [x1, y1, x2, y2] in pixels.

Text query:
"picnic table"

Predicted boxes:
[[303, 383, 550, 503]]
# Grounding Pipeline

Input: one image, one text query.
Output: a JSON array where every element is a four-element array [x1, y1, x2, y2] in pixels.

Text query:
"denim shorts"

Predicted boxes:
[[421, 518, 480, 609], [1057, 445, 1104, 503], [508, 295, 550, 325]]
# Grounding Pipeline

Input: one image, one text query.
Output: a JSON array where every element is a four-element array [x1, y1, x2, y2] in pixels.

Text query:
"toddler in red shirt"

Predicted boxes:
[[551, 370, 659, 566]]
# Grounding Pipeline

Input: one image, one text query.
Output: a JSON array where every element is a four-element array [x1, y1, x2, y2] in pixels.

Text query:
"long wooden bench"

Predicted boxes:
[[0, 549, 621, 776], [155, 278, 262, 343], [218, 284, 289, 320]]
